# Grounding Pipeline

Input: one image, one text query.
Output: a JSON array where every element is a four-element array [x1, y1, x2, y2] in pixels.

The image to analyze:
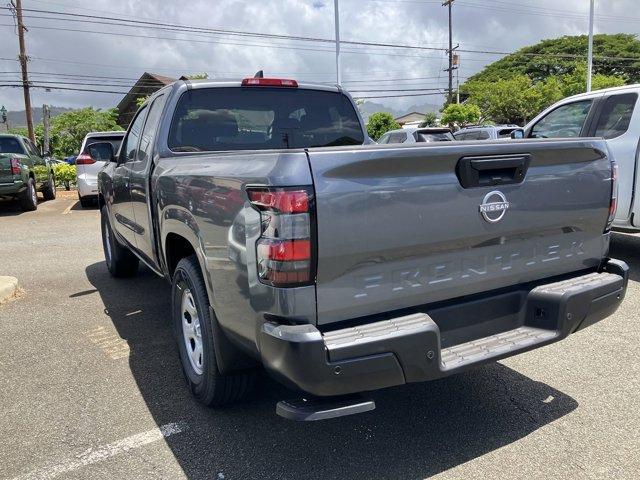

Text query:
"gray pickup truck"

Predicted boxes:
[[97, 78, 628, 420]]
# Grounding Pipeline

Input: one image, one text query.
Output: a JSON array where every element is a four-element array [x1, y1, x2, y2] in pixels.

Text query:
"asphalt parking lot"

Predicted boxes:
[[0, 194, 639, 480]]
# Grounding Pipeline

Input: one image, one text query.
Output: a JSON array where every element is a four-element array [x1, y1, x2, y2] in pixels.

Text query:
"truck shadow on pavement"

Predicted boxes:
[[86, 261, 579, 480], [610, 233, 640, 282], [0, 197, 40, 216]]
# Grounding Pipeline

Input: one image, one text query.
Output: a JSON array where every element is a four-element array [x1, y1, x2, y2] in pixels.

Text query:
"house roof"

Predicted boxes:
[[116, 72, 176, 127], [395, 111, 426, 123]]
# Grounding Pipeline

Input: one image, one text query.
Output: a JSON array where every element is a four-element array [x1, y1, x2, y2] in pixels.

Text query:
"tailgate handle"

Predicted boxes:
[[456, 154, 530, 188]]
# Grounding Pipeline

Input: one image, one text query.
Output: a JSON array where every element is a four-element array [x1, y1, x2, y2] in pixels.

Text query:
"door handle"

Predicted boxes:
[[456, 154, 531, 188]]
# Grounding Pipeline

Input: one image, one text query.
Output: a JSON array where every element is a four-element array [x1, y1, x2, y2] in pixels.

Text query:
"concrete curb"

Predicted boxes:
[[0, 276, 19, 303]]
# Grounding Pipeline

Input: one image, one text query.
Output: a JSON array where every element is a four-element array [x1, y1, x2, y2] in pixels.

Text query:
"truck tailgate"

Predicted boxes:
[[307, 139, 613, 325], [0, 154, 15, 184]]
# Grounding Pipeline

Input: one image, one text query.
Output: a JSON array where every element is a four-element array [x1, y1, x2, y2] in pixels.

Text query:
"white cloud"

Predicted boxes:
[[0, 0, 636, 115]]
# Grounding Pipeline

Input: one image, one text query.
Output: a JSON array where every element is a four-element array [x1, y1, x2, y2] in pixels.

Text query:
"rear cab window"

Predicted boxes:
[[83, 135, 124, 155], [416, 131, 454, 142], [594, 93, 638, 139], [0, 137, 25, 155], [387, 131, 408, 143], [168, 87, 364, 152]]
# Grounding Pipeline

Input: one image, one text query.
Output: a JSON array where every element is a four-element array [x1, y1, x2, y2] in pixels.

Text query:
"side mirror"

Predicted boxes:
[[87, 142, 116, 162], [510, 128, 525, 139]]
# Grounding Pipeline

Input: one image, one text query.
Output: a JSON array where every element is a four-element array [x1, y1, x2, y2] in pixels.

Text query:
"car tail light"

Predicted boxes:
[[241, 78, 298, 88], [9, 157, 21, 175], [606, 159, 618, 232], [76, 153, 95, 165], [248, 186, 315, 287]]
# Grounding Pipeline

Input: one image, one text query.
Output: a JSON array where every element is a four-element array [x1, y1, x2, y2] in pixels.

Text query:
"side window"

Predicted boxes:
[[594, 93, 637, 139], [120, 106, 148, 163], [476, 131, 490, 140], [454, 132, 467, 140], [25, 139, 39, 156], [133, 95, 166, 173], [531, 100, 592, 138]]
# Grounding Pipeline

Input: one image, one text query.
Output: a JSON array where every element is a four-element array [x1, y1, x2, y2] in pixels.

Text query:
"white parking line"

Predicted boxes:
[[10, 422, 187, 480], [61, 201, 75, 215]]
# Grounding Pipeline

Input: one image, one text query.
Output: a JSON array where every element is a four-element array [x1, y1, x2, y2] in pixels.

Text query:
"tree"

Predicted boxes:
[[421, 112, 438, 127], [440, 103, 481, 127], [558, 63, 625, 97], [366, 112, 400, 140], [466, 34, 640, 84], [46, 108, 122, 157], [464, 76, 546, 125], [462, 64, 627, 125]]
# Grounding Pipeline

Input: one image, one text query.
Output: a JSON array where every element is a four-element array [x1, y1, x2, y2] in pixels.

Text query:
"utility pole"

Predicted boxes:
[[42, 104, 51, 155], [454, 53, 460, 103], [334, 0, 341, 85], [12, 0, 35, 142], [586, 0, 595, 92], [443, 0, 458, 105]]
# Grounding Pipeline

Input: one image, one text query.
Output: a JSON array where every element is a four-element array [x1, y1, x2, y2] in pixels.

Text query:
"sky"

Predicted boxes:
[[0, 0, 638, 115]]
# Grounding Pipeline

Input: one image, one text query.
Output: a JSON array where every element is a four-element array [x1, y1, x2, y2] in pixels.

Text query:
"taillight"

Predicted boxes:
[[241, 78, 298, 88], [606, 159, 618, 232], [248, 186, 315, 287], [9, 158, 21, 175], [76, 154, 95, 165]]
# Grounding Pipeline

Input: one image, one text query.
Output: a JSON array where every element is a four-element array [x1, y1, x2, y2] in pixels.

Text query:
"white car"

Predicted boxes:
[[76, 131, 125, 208], [516, 84, 640, 232], [377, 127, 454, 144]]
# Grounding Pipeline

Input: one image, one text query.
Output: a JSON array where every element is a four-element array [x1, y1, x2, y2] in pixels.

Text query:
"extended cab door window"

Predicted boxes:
[[120, 107, 147, 164], [530, 100, 592, 138], [593, 93, 638, 139]]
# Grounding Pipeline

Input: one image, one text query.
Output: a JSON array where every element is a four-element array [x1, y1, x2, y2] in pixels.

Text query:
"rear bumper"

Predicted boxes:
[[77, 174, 98, 197], [0, 180, 24, 196], [258, 259, 628, 397]]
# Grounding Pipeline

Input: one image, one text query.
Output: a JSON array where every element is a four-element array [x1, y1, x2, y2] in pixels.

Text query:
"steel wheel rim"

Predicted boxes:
[[30, 182, 37, 204], [181, 289, 203, 375]]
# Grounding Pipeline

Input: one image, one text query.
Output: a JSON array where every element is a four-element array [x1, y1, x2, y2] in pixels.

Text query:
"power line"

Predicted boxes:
[[4, 6, 450, 53]]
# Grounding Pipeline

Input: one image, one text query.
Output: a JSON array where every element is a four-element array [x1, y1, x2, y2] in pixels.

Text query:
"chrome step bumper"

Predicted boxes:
[[259, 259, 628, 397]]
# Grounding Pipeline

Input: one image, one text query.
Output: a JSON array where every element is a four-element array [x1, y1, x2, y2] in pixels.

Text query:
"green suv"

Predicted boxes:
[[0, 134, 56, 211]]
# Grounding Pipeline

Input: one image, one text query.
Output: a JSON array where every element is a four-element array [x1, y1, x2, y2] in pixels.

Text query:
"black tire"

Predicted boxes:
[[19, 177, 38, 211], [79, 194, 94, 208], [172, 255, 255, 407], [100, 206, 139, 278], [43, 173, 56, 201]]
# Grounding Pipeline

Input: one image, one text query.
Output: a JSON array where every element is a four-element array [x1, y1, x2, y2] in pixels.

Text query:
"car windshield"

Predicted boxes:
[[168, 87, 364, 152], [0, 137, 25, 155]]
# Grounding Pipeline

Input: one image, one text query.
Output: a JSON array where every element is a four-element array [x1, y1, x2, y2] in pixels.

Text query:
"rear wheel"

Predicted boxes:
[[172, 255, 255, 407], [43, 173, 56, 201], [100, 206, 139, 278], [19, 178, 38, 211], [79, 194, 94, 208]]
